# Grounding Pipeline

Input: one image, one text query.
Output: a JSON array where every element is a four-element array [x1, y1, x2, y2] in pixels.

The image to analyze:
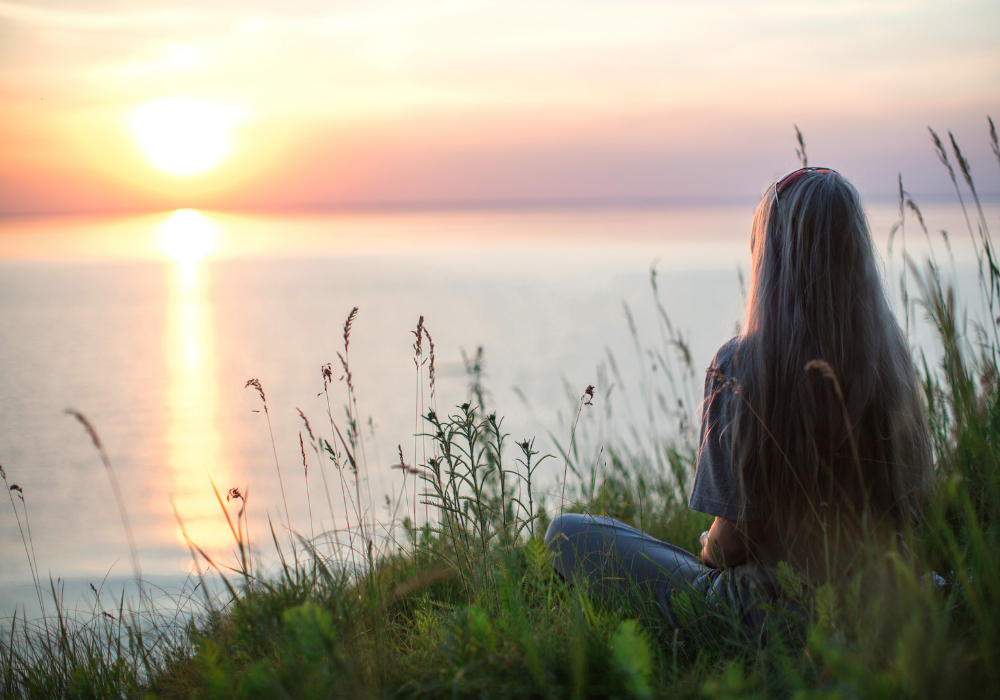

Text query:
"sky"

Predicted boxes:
[[0, 0, 998, 216]]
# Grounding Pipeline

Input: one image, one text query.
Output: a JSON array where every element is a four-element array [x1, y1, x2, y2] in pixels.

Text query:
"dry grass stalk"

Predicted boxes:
[[338, 306, 375, 575], [298, 407, 338, 543], [210, 479, 249, 579], [321, 362, 359, 572], [1, 463, 44, 613], [245, 378, 293, 552], [559, 385, 595, 516], [411, 316, 435, 533], [299, 432, 315, 540], [65, 409, 140, 581], [226, 486, 252, 573]]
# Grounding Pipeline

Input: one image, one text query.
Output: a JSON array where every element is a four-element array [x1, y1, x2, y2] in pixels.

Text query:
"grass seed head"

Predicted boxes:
[[65, 409, 105, 452], [338, 352, 354, 395], [424, 326, 436, 400], [989, 116, 999, 162], [948, 130, 974, 190], [299, 432, 308, 476], [245, 378, 266, 405], [297, 408, 316, 442], [929, 127, 956, 181], [413, 316, 424, 366], [343, 306, 358, 348]]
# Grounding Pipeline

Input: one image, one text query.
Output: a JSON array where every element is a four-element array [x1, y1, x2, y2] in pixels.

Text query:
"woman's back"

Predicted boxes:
[[724, 168, 931, 578]]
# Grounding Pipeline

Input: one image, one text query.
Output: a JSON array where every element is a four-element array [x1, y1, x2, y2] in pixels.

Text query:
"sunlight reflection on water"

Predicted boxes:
[[163, 241, 234, 556]]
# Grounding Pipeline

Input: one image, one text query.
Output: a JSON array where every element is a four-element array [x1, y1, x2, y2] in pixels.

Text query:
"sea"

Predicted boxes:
[[0, 202, 985, 617]]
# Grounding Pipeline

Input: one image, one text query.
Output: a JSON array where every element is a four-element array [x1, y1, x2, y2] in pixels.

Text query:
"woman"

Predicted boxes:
[[545, 168, 931, 625]]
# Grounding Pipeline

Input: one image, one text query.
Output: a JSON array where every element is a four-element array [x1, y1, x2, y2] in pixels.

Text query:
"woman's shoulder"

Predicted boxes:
[[710, 336, 741, 372]]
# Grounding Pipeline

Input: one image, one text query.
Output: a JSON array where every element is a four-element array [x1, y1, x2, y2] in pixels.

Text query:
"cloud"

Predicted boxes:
[[0, 1, 194, 30]]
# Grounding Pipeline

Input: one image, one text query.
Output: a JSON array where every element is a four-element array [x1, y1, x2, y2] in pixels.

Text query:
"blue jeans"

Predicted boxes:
[[545, 513, 775, 627]]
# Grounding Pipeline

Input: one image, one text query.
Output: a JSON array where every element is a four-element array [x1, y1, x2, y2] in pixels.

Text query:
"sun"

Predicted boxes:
[[129, 98, 243, 177]]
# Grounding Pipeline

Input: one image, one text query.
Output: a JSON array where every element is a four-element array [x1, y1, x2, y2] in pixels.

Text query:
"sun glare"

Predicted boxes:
[[159, 209, 218, 264], [130, 98, 243, 176]]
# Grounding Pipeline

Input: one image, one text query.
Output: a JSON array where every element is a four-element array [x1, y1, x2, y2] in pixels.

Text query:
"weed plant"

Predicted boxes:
[[1, 121, 999, 698]]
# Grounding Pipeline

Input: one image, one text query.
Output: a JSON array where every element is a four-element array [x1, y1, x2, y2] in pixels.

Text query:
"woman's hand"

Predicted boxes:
[[700, 517, 758, 568]]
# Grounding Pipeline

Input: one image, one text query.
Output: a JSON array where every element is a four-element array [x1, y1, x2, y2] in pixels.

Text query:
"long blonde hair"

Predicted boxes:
[[730, 169, 930, 572]]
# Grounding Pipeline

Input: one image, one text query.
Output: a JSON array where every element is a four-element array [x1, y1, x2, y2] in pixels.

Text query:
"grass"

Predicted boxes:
[[1, 120, 1000, 698]]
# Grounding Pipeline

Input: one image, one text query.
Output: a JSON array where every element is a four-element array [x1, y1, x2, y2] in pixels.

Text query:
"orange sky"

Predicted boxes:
[[1, 0, 998, 215]]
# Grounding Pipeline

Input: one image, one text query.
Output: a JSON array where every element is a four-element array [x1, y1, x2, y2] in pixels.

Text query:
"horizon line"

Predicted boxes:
[[2, 191, 997, 221]]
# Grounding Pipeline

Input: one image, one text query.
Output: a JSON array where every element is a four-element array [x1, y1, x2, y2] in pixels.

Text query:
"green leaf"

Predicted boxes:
[[611, 619, 652, 698]]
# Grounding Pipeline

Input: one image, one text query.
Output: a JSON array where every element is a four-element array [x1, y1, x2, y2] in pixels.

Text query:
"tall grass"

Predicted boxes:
[[1, 120, 999, 698]]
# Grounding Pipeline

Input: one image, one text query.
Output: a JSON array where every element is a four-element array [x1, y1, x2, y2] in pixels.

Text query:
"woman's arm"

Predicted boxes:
[[700, 517, 760, 568]]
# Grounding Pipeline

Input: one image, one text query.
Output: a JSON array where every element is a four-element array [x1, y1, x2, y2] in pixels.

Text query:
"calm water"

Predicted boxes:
[[0, 204, 983, 615]]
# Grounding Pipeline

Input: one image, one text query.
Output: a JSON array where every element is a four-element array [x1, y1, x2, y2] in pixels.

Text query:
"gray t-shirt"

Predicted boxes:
[[688, 337, 760, 522]]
